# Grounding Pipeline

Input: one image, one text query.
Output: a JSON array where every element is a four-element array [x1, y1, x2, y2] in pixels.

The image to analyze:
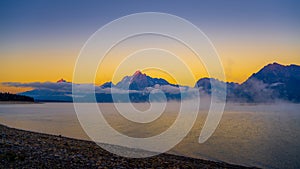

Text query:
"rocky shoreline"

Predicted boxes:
[[0, 124, 259, 169]]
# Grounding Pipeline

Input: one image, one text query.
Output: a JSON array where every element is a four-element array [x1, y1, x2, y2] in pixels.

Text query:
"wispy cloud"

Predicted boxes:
[[1, 81, 143, 94], [2, 82, 73, 92]]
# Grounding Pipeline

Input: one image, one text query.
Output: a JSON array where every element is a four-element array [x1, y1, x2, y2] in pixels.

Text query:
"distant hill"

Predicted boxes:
[[237, 62, 300, 102], [100, 82, 115, 89], [0, 92, 34, 102], [195, 62, 300, 103], [21, 89, 72, 102], [195, 77, 239, 96]]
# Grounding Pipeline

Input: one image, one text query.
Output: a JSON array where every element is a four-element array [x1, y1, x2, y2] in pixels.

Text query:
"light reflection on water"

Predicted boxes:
[[0, 102, 299, 169]]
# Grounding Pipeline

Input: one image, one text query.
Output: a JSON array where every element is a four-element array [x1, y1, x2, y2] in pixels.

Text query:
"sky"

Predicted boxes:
[[1, 0, 300, 93]]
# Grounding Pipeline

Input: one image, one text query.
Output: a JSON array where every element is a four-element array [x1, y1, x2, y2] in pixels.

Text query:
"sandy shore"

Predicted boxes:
[[0, 124, 259, 169]]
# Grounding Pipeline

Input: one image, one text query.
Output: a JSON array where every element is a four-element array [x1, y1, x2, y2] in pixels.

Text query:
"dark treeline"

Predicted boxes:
[[0, 92, 34, 102]]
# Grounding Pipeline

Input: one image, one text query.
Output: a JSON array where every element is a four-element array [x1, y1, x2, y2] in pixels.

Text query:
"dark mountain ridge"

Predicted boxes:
[[194, 62, 300, 102], [103, 70, 178, 91], [239, 62, 300, 102], [17, 62, 300, 103]]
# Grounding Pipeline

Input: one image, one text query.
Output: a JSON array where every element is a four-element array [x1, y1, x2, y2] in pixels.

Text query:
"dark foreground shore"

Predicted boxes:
[[0, 124, 259, 169]]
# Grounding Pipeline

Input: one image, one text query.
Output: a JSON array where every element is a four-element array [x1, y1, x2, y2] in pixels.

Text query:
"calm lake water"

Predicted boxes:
[[0, 102, 299, 169]]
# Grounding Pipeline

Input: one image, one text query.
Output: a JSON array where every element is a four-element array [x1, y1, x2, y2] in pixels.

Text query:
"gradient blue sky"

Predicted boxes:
[[1, 0, 300, 92], [1, 0, 299, 50]]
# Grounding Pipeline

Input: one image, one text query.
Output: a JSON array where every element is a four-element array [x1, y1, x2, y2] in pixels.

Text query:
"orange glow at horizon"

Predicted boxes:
[[1, 37, 300, 94]]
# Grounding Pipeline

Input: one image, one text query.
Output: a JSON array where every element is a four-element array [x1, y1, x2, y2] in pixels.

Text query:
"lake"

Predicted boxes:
[[0, 102, 299, 169]]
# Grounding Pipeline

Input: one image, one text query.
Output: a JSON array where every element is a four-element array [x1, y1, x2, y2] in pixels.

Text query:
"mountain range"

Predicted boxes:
[[16, 62, 300, 103]]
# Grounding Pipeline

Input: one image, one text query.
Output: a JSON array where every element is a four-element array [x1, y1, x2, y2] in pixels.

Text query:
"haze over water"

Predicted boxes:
[[0, 102, 299, 169]]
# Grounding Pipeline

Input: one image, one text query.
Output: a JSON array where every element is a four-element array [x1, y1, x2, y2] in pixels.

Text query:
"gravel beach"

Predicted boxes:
[[0, 124, 259, 169]]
